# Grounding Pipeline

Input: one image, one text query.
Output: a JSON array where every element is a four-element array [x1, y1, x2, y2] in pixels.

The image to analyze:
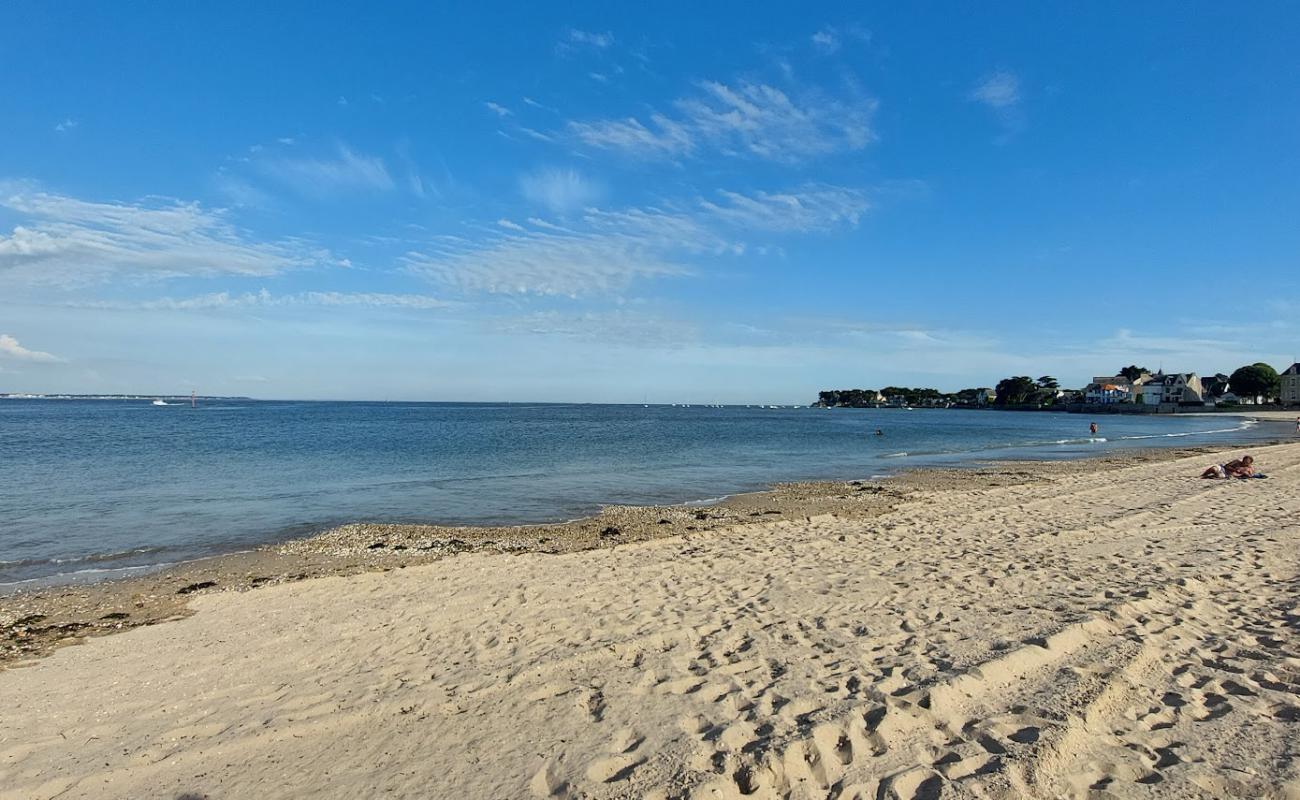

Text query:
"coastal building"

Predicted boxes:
[[1200, 373, 1232, 401], [1084, 376, 1137, 404], [1076, 372, 1149, 403], [1139, 372, 1203, 405], [1281, 363, 1300, 406]]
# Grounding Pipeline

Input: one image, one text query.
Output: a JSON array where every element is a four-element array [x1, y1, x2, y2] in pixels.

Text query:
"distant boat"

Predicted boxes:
[[152, 399, 168, 406]]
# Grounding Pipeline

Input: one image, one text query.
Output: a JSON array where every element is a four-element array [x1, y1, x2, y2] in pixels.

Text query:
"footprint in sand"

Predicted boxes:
[[585, 753, 645, 783]]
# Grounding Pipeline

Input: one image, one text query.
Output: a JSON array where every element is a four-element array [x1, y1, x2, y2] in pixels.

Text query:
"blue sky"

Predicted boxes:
[[1, 2, 1297, 401]]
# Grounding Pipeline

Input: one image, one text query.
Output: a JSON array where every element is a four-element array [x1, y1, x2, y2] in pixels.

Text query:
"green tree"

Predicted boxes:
[[995, 376, 1038, 405], [1118, 365, 1149, 381], [1229, 363, 1280, 401], [1036, 375, 1059, 389]]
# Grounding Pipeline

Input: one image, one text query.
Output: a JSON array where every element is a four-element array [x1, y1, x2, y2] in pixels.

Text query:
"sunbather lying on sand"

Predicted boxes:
[[1202, 455, 1254, 479]]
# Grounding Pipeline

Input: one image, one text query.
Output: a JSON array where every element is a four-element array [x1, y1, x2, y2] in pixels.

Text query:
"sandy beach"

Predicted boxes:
[[2, 442, 1298, 799]]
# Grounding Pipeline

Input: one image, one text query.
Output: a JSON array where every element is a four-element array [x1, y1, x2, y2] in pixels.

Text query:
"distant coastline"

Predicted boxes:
[[0, 394, 252, 401]]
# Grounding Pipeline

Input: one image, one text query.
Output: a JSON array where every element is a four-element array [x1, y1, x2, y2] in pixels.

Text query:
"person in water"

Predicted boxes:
[[874, 429, 884, 436], [1089, 422, 1098, 436], [1202, 455, 1254, 479]]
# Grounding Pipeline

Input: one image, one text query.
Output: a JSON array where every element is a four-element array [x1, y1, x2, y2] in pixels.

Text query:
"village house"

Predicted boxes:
[[1085, 381, 1131, 404], [1281, 363, 1300, 406], [1084, 374, 1144, 404], [1139, 372, 1204, 405]]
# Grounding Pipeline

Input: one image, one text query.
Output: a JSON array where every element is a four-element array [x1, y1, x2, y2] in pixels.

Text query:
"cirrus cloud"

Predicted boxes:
[[567, 79, 875, 164], [405, 183, 870, 298], [0, 184, 332, 287]]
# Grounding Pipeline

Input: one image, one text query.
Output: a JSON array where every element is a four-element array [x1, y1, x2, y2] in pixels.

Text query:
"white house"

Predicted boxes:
[[1085, 376, 1138, 404], [1139, 372, 1203, 405], [1086, 372, 1157, 405]]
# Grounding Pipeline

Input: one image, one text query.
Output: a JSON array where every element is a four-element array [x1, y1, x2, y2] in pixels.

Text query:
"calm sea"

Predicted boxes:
[[0, 400, 1281, 586]]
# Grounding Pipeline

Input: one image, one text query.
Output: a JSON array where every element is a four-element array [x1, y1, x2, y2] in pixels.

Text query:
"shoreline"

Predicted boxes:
[[4, 440, 1298, 797], [1, 438, 1279, 669], [3, 409, 1284, 592]]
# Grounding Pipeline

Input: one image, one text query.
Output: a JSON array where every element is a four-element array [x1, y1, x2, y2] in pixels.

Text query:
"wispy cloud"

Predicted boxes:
[[567, 79, 875, 163], [522, 97, 556, 113], [567, 114, 695, 158], [0, 333, 64, 363], [559, 28, 615, 54], [699, 184, 869, 232], [405, 211, 701, 298], [76, 289, 450, 312], [53, 118, 79, 133], [493, 310, 698, 347], [519, 167, 603, 214], [484, 101, 512, 117], [811, 27, 840, 54], [969, 70, 1026, 141], [255, 144, 394, 197], [213, 172, 275, 208], [969, 70, 1021, 109], [0, 184, 329, 286], [406, 183, 868, 297]]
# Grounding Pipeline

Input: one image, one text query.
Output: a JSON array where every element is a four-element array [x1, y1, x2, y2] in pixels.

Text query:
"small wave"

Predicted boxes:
[[0, 561, 180, 589], [1, 546, 169, 570], [884, 452, 909, 457], [1114, 424, 1253, 441], [1054, 437, 1107, 445], [684, 495, 732, 507]]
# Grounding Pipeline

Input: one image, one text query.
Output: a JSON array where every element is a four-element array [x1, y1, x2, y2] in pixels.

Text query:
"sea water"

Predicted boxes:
[[0, 400, 1280, 586]]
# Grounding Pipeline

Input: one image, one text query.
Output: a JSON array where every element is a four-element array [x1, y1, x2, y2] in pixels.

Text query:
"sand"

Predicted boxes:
[[2, 442, 1299, 799], [2, 447, 1226, 668]]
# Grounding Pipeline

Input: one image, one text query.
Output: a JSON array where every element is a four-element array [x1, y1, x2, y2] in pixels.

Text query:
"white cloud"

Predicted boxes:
[[519, 167, 603, 214], [406, 183, 869, 297], [54, 118, 79, 133], [0, 334, 64, 363], [970, 71, 1021, 109], [567, 80, 875, 163], [213, 173, 275, 208], [494, 310, 698, 347], [484, 102, 512, 117], [0, 185, 328, 286], [517, 127, 556, 143], [811, 27, 840, 54], [255, 144, 394, 196], [406, 208, 710, 297], [568, 114, 695, 158], [76, 289, 451, 312], [562, 29, 614, 51], [700, 184, 870, 232]]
